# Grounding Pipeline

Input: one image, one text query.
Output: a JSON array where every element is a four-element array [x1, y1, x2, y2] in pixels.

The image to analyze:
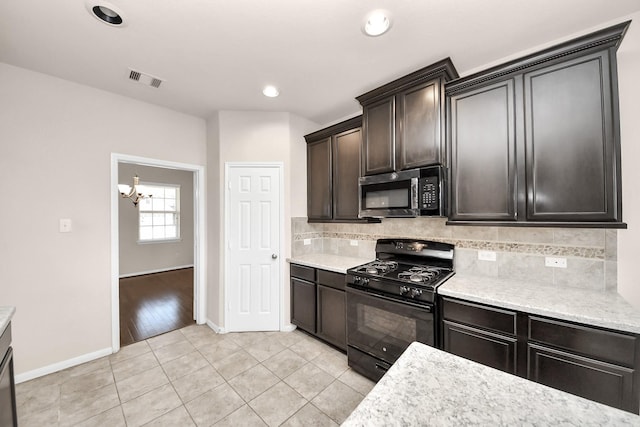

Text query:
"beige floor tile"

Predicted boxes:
[[147, 330, 188, 350], [337, 369, 375, 396], [214, 404, 267, 426], [311, 350, 348, 378], [60, 367, 114, 397], [59, 383, 120, 427], [110, 340, 152, 364], [143, 405, 196, 426], [228, 365, 280, 401], [183, 328, 227, 349], [161, 350, 209, 381], [17, 404, 59, 427], [211, 349, 259, 380], [244, 338, 287, 362], [171, 365, 226, 403], [198, 338, 241, 365], [271, 330, 306, 348], [179, 324, 214, 339], [116, 365, 169, 403], [284, 363, 334, 400], [74, 406, 126, 427], [226, 331, 269, 348], [311, 381, 364, 424], [16, 382, 60, 415], [289, 337, 330, 361], [153, 339, 196, 364], [249, 382, 307, 427], [281, 403, 339, 427], [16, 369, 69, 396], [262, 348, 307, 379], [121, 383, 182, 427], [65, 356, 111, 378], [111, 351, 159, 382], [185, 383, 245, 426]]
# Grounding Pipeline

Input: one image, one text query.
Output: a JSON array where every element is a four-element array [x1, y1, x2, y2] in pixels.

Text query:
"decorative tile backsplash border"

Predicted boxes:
[[291, 217, 618, 292]]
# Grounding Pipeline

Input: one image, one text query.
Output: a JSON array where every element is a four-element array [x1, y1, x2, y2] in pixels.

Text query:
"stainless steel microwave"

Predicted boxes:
[[358, 165, 445, 218]]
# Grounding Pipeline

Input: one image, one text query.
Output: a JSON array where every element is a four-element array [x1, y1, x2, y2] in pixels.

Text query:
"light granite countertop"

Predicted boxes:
[[439, 275, 640, 334], [0, 306, 15, 336], [343, 341, 640, 426], [287, 254, 374, 274]]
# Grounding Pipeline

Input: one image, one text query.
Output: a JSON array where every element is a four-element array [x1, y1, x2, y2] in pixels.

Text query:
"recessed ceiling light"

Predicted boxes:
[[85, 1, 125, 27], [263, 85, 280, 98], [363, 9, 391, 37]]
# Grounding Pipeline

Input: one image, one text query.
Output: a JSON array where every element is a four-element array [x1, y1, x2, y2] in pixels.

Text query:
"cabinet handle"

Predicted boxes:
[[375, 362, 390, 372]]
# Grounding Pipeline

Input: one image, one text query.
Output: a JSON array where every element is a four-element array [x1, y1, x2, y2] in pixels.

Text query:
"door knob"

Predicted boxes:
[[272, 254, 278, 259]]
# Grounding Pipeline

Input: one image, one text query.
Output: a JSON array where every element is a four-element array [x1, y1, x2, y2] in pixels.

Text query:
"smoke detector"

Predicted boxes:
[[128, 69, 163, 89]]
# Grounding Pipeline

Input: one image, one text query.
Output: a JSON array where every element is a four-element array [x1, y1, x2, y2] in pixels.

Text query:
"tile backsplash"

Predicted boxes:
[[291, 217, 617, 292]]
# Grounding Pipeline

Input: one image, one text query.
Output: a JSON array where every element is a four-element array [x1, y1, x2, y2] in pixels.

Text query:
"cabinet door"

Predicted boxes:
[[290, 278, 316, 333], [332, 128, 362, 220], [316, 285, 346, 350], [396, 78, 442, 170], [443, 320, 518, 374], [524, 51, 619, 221], [363, 97, 395, 175], [307, 137, 332, 220], [528, 343, 636, 412], [448, 79, 518, 221]]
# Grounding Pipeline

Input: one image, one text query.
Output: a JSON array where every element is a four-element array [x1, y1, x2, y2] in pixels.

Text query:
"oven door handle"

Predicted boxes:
[[346, 286, 432, 312], [375, 361, 391, 372]]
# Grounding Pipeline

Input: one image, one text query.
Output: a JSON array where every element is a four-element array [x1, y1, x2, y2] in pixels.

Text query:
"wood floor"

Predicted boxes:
[[119, 267, 195, 347]]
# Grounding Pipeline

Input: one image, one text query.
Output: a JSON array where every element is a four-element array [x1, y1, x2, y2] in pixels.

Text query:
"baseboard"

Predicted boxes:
[[206, 319, 226, 334], [280, 323, 297, 332], [15, 347, 113, 384], [119, 264, 194, 279]]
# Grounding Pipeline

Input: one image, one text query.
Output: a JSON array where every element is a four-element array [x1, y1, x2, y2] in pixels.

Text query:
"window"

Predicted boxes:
[[138, 184, 180, 242]]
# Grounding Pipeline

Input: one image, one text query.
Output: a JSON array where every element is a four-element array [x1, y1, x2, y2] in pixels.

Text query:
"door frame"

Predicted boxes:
[[110, 153, 206, 352], [224, 162, 284, 332]]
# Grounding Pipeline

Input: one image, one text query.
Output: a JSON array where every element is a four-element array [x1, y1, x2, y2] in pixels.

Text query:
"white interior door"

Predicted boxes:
[[226, 164, 281, 332]]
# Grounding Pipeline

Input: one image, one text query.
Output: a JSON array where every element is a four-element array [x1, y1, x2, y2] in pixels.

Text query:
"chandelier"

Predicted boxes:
[[118, 175, 151, 206]]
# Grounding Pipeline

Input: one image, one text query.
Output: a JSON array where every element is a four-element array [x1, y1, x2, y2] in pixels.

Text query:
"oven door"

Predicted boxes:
[[346, 286, 434, 364]]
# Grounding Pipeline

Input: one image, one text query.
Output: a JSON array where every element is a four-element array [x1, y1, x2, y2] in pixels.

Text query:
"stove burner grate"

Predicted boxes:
[[363, 260, 398, 275], [397, 266, 441, 284]]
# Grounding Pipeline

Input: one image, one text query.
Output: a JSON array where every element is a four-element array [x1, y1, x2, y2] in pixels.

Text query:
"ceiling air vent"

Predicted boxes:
[[128, 69, 163, 89]]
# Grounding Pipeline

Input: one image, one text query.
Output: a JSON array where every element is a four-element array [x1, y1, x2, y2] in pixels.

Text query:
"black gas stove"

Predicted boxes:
[[346, 239, 454, 304]]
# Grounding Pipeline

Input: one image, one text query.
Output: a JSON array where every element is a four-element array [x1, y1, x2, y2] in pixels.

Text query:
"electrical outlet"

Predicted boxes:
[[303, 239, 311, 246], [350, 240, 359, 246], [478, 250, 497, 262], [545, 257, 567, 268], [59, 218, 72, 233]]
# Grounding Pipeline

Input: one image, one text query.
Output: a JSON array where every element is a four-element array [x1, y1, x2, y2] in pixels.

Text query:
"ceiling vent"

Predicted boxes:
[[128, 69, 163, 88]]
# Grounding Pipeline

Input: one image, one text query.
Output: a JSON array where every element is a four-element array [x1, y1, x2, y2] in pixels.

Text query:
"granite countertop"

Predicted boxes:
[[438, 275, 640, 334], [343, 342, 640, 426], [287, 254, 374, 274], [0, 306, 16, 335]]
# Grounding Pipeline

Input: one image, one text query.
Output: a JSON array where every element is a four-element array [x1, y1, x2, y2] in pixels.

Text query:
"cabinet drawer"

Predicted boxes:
[[290, 264, 315, 282], [528, 316, 636, 367], [442, 298, 516, 336], [317, 270, 345, 291]]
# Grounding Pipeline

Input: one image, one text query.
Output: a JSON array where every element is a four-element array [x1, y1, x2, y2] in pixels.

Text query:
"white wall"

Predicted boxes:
[[118, 163, 194, 276], [616, 13, 640, 307], [210, 111, 317, 330], [206, 113, 222, 328], [0, 63, 206, 376]]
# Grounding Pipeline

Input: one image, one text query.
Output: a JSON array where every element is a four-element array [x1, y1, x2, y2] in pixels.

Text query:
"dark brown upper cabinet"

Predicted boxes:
[[305, 116, 364, 222], [357, 58, 459, 175], [446, 21, 629, 228]]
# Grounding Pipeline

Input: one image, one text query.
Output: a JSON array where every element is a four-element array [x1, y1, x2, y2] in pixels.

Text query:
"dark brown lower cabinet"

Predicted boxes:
[[442, 320, 517, 374], [439, 296, 640, 414], [528, 343, 635, 412], [290, 264, 347, 351], [290, 277, 316, 334], [0, 323, 17, 427]]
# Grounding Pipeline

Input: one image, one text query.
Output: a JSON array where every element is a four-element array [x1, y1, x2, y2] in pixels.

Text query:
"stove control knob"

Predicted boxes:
[[353, 276, 362, 285], [362, 278, 370, 286], [400, 286, 410, 296], [410, 288, 423, 298]]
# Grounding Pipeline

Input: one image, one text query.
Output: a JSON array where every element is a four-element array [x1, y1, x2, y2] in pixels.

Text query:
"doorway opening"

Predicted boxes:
[[111, 154, 206, 352]]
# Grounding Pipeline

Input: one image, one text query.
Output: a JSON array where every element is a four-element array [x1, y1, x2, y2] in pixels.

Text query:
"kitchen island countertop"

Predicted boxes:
[[343, 341, 640, 426], [0, 306, 15, 335], [287, 253, 374, 274], [439, 275, 640, 334]]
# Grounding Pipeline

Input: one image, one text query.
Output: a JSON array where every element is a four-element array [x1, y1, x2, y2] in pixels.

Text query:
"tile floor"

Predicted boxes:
[[15, 325, 375, 426]]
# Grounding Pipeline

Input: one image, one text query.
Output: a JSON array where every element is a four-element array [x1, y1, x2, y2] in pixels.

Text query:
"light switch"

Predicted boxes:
[[478, 250, 497, 261], [350, 240, 359, 246], [59, 218, 72, 233]]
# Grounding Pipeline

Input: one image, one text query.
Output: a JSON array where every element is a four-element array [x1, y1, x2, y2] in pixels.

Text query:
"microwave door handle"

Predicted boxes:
[[411, 177, 418, 210]]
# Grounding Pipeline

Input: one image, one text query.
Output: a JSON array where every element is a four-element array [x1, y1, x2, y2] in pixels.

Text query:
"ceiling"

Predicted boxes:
[[1, 0, 640, 126]]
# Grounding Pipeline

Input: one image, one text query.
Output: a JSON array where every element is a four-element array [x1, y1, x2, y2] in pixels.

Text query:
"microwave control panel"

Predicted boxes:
[[419, 176, 439, 210]]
